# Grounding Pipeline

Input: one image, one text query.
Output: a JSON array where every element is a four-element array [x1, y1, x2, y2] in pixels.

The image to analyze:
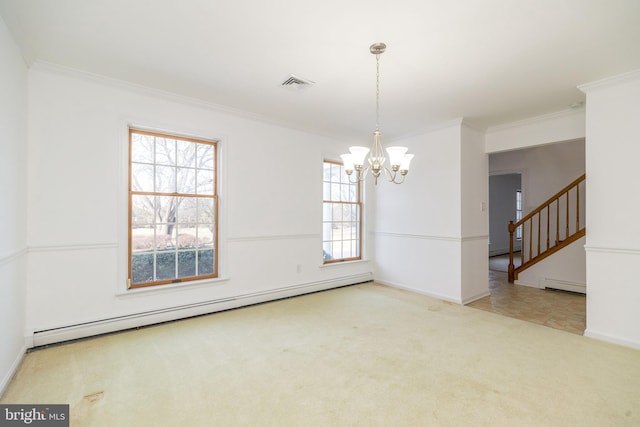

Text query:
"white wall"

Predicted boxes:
[[374, 121, 489, 304], [374, 123, 462, 302], [25, 64, 373, 344], [0, 16, 27, 395], [518, 236, 586, 293], [485, 108, 585, 153], [460, 124, 489, 303], [580, 70, 640, 349]]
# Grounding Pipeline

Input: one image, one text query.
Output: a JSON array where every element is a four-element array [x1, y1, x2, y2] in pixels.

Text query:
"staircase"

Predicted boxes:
[[508, 174, 586, 283]]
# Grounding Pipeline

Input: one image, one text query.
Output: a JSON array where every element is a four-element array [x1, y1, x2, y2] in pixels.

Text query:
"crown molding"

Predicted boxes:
[[28, 60, 344, 142], [486, 107, 584, 134], [390, 117, 465, 142], [578, 69, 640, 93]]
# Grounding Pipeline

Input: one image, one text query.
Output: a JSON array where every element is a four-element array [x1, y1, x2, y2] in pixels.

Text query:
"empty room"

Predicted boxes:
[[1, 1, 640, 425]]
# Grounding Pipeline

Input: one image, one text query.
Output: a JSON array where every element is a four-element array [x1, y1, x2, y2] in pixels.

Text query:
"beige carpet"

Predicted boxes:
[[2, 283, 639, 426]]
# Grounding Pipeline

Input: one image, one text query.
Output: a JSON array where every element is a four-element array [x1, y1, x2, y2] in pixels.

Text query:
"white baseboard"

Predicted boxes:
[[30, 273, 373, 348], [462, 290, 491, 305], [584, 329, 640, 350], [514, 279, 543, 289], [0, 345, 26, 399], [376, 279, 462, 304]]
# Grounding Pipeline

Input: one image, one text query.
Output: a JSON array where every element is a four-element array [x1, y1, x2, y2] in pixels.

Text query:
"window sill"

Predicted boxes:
[[116, 276, 230, 297], [319, 259, 370, 268]]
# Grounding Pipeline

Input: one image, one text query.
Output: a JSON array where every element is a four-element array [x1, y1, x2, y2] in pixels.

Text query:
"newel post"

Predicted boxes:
[[508, 221, 515, 283]]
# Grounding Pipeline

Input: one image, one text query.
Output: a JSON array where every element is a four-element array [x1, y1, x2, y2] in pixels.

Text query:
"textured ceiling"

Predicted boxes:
[[1, 0, 639, 141]]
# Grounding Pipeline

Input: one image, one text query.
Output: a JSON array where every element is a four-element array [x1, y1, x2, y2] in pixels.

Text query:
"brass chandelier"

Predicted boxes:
[[340, 43, 414, 185]]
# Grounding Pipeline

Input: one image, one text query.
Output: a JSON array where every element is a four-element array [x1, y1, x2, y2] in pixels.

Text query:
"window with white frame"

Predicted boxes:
[[128, 129, 218, 288], [322, 160, 361, 263]]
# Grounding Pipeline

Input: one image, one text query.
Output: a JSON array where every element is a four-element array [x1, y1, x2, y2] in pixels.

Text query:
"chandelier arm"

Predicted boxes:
[[390, 173, 406, 184], [381, 166, 407, 184], [347, 164, 371, 184]]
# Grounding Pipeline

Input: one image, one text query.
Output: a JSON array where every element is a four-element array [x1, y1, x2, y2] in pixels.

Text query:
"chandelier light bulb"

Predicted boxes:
[[348, 146, 370, 167], [400, 154, 414, 173], [386, 146, 408, 168], [340, 154, 355, 174]]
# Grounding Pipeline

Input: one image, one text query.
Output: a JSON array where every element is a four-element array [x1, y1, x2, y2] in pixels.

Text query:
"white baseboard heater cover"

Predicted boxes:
[[541, 278, 586, 294], [31, 274, 372, 348]]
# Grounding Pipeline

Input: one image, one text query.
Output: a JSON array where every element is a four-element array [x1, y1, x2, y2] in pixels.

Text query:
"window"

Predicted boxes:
[[516, 189, 522, 240], [128, 129, 217, 288], [322, 160, 361, 263]]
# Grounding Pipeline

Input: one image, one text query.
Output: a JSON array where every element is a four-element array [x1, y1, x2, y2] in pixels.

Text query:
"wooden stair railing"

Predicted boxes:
[[508, 174, 586, 283]]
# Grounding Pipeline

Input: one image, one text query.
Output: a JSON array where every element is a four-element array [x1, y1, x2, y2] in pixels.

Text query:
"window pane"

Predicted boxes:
[[178, 251, 196, 278], [176, 197, 196, 223], [177, 140, 197, 167], [197, 197, 213, 218], [322, 203, 332, 220], [156, 165, 176, 193], [323, 182, 330, 200], [323, 222, 332, 240], [177, 229, 198, 248], [342, 240, 352, 258], [156, 251, 176, 280], [331, 164, 341, 182], [331, 183, 340, 201], [341, 168, 350, 184], [197, 169, 214, 194], [131, 227, 154, 252], [155, 196, 178, 226], [131, 163, 154, 192], [323, 162, 331, 181], [131, 194, 155, 226], [343, 204, 352, 221], [131, 253, 154, 284], [131, 134, 154, 163], [349, 185, 357, 202], [198, 249, 215, 275], [323, 242, 332, 253], [155, 138, 176, 166], [333, 224, 342, 243], [332, 204, 342, 222], [332, 244, 342, 260], [197, 144, 214, 169], [177, 167, 196, 194]]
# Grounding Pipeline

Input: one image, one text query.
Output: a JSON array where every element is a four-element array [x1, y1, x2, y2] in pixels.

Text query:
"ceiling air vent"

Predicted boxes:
[[281, 74, 315, 91]]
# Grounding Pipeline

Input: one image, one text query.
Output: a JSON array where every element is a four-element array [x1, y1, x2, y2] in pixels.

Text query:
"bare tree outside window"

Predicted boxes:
[[129, 129, 217, 288]]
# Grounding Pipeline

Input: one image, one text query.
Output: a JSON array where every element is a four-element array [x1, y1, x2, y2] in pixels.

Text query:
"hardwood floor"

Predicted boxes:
[[468, 269, 586, 335]]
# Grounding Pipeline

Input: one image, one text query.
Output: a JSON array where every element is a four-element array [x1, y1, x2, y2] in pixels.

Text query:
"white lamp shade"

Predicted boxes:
[[348, 146, 370, 166], [386, 146, 408, 167], [400, 154, 414, 171], [340, 154, 355, 171]]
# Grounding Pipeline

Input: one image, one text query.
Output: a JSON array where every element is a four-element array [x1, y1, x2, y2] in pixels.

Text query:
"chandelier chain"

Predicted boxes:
[[375, 53, 380, 131]]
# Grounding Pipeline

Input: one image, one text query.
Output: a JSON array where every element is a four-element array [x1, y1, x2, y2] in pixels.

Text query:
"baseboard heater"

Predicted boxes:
[[31, 273, 373, 348], [541, 278, 586, 294]]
